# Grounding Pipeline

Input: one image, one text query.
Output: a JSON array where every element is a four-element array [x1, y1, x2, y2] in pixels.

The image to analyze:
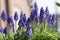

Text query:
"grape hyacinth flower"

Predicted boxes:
[[44, 7, 50, 29], [7, 14, 14, 32], [26, 27, 32, 40], [10, 21, 14, 32], [39, 7, 45, 22], [7, 15, 13, 24], [3, 27, 8, 34], [30, 10, 35, 21], [18, 12, 27, 33], [18, 12, 26, 26], [48, 14, 52, 24], [14, 11, 18, 21], [45, 6, 49, 18], [51, 14, 56, 25], [23, 14, 26, 25], [26, 27, 32, 36], [18, 12, 26, 31], [26, 17, 32, 36], [14, 11, 18, 33], [18, 12, 26, 27], [18, 19, 24, 27], [26, 17, 32, 27], [18, 19, 25, 33], [30, 2, 38, 21], [33, 2, 38, 17], [1, 10, 6, 21]]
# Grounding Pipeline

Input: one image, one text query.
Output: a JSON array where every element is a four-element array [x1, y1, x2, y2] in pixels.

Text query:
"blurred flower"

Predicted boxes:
[[26, 17, 32, 27], [27, 17, 32, 24], [48, 14, 56, 26], [48, 15, 52, 24], [3, 27, 8, 34], [45, 6, 49, 18], [51, 14, 56, 25], [1, 10, 6, 21], [30, 2, 38, 21], [14, 11, 18, 21], [7, 14, 14, 32], [33, 2, 38, 17], [0, 27, 4, 33], [18, 19, 24, 27], [23, 14, 26, 25], [18, 11, 26, 27], [26, 27, 32, 36], [39, 7, 45, 22], [34, 2, 38, 9], [7, 15, 13, 24], [30, 10, 35, 21]]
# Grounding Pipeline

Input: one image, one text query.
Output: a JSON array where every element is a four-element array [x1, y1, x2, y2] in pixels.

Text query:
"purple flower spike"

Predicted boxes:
[[51, 14, 56, 25], [7, 14, 14, 32], [30, 2, 38, 21], [33, 2, 38, 16], [23, 14, 26, 25], [26, 27, 32, 36], [45, 6, 49, 18], [34, 2, 38, 8], [7, 15, 13, 24], [30, 10, 35, 21], [48, 15, 52, 24], [39, 7, 45, 22], [18, 19, 24, 27], [26, 17, 32, 27], [18, 11, 27, 27], [1, 10, 6, 21], [14, 11, 18, 21]]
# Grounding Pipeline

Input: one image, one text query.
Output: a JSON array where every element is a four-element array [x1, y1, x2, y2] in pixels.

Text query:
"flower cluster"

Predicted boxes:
[[18, 11, 26, 27], [0, 2, 57, 40], [0, 2, 56, 34], [39, 7, 56, 25]]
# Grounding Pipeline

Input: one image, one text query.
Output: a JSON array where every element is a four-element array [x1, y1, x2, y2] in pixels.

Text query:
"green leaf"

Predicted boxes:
[[7, 30, 14, 40], [56, 3, 60, 7], [0, 33, 4, 40], [39, 22, 45, 33]]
